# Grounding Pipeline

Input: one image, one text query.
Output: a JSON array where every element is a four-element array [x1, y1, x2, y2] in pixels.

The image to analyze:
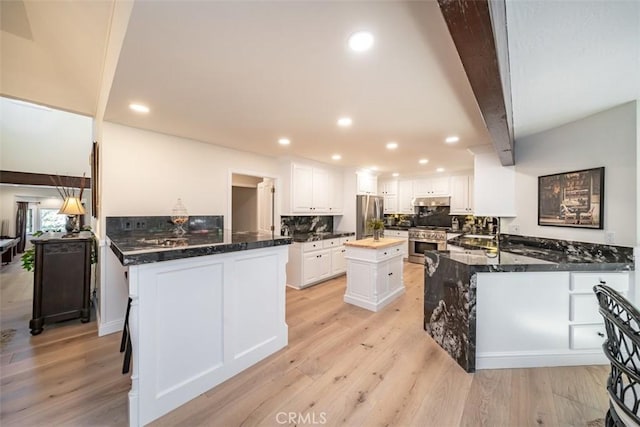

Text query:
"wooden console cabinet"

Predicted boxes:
[[30, 232, 92, 335]]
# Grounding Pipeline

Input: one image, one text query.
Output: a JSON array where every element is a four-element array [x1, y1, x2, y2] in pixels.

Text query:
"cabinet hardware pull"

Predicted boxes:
[[597, 332, 605, 337], [599, 280, 606, 284], [388, 272, 393, 276], [384, 252, 387, 255]]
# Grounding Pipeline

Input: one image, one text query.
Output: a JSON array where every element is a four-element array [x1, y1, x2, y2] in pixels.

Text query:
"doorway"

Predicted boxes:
[[230, 173, 275, 234]]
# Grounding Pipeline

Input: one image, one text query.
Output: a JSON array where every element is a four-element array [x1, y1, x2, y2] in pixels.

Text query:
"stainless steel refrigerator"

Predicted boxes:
[[356, 194, 384, 240]]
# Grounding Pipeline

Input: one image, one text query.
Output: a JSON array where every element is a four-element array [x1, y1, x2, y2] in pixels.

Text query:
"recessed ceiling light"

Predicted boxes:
[[348, 31, 374, 52], [386, 142, 398, 150], [337, 117, 352, 127], [129, 103, 149, 113], [392, 172, 399, 177], [419, 159, 429, 165], [445, 136, 460, 143], [278, 138, 290, 145], [332, 154, 342, 160], [436, 167, 445, 173]]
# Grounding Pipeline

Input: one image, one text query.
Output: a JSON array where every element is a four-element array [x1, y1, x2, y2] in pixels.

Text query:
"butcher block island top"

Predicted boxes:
[[344, 237, 405, 249]]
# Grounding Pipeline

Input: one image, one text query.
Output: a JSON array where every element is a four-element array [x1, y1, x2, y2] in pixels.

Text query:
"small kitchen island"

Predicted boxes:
[[344, 237, 405, 311], [108, 226, 292, 426]]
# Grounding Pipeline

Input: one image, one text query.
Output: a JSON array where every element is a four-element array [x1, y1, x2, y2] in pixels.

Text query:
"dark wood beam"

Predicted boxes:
[[437, 0, 515, 166], [0, 171, 91, 189]]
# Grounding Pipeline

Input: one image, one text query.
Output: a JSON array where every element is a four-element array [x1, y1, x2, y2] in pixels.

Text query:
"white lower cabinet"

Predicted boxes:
[[343, 239, 405, 312], [475, 270, 630, 369], [287, 236, 352, 289]]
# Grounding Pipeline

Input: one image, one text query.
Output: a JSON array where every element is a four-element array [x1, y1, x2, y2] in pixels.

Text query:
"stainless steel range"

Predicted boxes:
[[408, 227, 447, 264]]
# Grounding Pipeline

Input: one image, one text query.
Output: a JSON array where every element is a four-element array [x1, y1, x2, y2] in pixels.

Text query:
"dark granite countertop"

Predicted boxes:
[[384, 226, 411, 231], [290, 231, 355, 243], [108, 230, 292, 266], [30, 231, 93, 242], [429, 233, 634, 273]]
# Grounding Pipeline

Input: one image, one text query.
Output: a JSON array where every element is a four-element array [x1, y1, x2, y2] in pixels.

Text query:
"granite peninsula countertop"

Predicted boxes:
[[431, 233, 634, 273], [108, 230, 292, 266], [290, 231, 355, 243]]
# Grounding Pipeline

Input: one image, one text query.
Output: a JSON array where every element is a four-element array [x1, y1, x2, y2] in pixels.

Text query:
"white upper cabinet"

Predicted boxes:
[[379, 179, 398, 214], [398, 180, 414, 214], [379, 179, 398, 196], [356, 171, 378, 195], [288, 162, 342, 214], [450, 175, 474, 215], [413, 176, 450, 196]]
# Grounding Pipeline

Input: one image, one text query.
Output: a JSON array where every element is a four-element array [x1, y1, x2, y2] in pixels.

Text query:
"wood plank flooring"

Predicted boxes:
[[0, 258, 609, 426]]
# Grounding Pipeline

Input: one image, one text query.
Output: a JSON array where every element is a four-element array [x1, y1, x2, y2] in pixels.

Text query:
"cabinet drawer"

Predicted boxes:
[[569, 324, 606, 350], [570, 294, 602, 322], [376, 245, 404, 261], [340, 236, 354, 245], [322, 238, 341, 249], [570, 272, 629, 292], [302, 241, 323, 252], [385, 230, 408, 238]]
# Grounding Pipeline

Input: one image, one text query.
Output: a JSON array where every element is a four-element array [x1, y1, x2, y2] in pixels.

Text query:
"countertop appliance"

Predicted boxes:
[[408, 226, 447, 264], [356, 194, 384, 240]]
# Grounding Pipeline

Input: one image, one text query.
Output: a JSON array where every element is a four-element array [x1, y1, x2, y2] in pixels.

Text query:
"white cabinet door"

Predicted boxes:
[[329, 170, 344, 214], [413, 177, 450, 196], [357, 172, 377, 195], [303, 251, 320, 284], [383, 195, 398, 214], [331, 246, 347, 274], [450, 175, 473, 215], [379, 179, 397, 195], [312, 168, 329, 211], [292, 164, 314, 212], [387, 257, 402, 293], [398, 180, 414, 213], [317, 249, 332, 281]]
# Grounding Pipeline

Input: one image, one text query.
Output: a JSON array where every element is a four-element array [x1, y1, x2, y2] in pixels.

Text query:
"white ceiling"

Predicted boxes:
[[1, 1, 638, 177]]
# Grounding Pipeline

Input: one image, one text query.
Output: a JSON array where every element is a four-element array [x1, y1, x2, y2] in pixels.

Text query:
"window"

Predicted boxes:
[[40, 208, 66, 232]]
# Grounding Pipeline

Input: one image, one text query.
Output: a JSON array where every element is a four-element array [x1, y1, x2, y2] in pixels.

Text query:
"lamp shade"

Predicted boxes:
[[59, 197, 86, 216]]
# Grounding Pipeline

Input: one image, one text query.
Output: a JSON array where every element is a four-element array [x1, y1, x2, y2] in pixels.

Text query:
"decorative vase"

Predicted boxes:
[[373, 229, 382, 241]]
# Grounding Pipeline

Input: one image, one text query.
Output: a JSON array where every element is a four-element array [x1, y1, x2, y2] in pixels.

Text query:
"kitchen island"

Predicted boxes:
[[424, 234, 634, 372], [108, 227, 292, 426], [344, 237, 405, 311]]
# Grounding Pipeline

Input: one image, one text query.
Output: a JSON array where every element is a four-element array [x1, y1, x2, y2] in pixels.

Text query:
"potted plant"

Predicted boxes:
[[368, 218, 385, 241]]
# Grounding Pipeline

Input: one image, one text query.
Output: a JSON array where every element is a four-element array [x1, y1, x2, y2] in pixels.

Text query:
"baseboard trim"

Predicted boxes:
[[98, 318, 124, 337], [476, 350, 608, 370]]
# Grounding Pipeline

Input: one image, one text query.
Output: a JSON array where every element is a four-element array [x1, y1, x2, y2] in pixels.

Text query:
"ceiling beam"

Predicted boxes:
[[0, 171, 91, 190], [437, 0, 515, 166]]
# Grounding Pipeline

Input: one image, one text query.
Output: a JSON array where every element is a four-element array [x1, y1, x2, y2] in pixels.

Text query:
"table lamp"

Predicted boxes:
[[59, 196, 86, 234]]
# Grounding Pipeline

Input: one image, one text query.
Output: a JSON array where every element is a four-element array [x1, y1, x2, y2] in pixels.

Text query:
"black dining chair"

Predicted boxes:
[[594, 284, 640, 427]]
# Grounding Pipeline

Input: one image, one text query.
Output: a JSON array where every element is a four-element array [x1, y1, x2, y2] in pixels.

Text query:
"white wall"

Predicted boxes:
[[0, 97, 93, 176], [100, 122, 281, 222], [501, 101, 637, 246]]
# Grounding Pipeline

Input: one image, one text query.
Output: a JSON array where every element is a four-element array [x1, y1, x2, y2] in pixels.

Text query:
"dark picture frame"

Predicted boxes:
[[538, 167, 604, 229]]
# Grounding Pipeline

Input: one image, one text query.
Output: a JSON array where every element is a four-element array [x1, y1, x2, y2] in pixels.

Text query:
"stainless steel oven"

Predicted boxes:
[[408, 228, 447, 264]]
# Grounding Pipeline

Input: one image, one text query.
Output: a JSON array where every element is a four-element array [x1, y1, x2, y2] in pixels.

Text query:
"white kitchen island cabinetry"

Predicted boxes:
[[287, 236, 353, 289], [109, 232, 291, 427], [344, 237, 405, 312], [383, 229, 409, 260]]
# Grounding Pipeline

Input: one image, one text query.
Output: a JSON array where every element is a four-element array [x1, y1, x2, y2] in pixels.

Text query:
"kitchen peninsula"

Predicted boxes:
[[424, 234, 634, 372], [344, 237, 405, 311], [107, 216, 292, 427]]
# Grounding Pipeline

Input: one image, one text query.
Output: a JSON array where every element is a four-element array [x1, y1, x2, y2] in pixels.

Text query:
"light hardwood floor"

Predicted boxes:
[[1, 258, 609, 426]]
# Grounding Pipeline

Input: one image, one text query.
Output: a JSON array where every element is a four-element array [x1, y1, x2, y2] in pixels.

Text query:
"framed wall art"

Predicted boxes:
[[538, 167, 604, 229]]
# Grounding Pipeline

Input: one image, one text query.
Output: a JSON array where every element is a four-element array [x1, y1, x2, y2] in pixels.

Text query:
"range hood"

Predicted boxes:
[[412, 196, 451, 207]]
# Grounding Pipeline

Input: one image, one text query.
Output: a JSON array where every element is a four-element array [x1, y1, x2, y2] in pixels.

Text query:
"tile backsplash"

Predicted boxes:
[[106, 215, 223, 234], [280, 216, 333, 235]]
